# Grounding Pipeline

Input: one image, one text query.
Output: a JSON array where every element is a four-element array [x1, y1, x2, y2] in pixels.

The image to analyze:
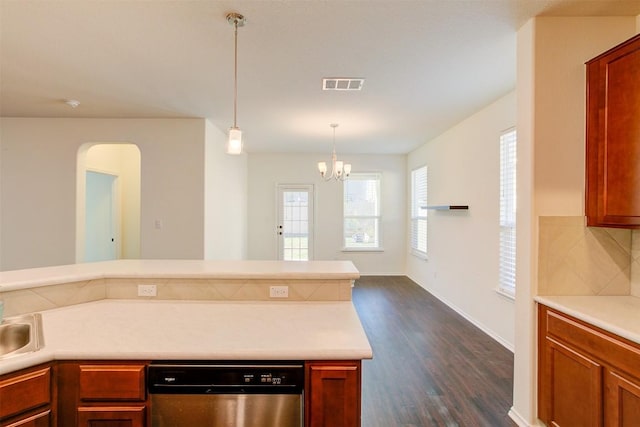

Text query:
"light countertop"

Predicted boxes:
[[535, 295, 640, 345], [0, 260, 360, 292], [0, 299, 373, 375]]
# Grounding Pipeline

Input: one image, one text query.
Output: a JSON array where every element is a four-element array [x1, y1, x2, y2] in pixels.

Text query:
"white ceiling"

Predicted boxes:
[[1, 1, 639, 154]]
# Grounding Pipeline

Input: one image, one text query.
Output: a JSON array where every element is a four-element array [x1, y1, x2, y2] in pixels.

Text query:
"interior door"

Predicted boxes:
[[277, 184, 314, 261], [85, 170, 118, 262]]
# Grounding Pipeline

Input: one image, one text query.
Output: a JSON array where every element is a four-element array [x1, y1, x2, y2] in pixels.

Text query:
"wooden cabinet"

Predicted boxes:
[[0, 364, 51, 427], [585, 33, 640, 228], [3, 358, 364, 426], [538, 305, 640, 426], [56, 361, 147, 427], [305, 361, 361, 427], [605, 370, 640, 425]]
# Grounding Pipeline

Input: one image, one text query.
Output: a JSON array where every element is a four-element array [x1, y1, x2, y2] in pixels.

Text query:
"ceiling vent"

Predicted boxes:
[[322, 78, 365, 91]]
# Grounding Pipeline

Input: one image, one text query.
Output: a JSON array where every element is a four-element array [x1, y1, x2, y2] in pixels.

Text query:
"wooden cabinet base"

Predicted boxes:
[[538, 305, 640, 426], [0, 365, 51, 427], [305, 361, 361, 427]]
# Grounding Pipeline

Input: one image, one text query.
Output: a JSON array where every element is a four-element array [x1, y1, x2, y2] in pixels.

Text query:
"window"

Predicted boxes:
[[343, 173, 381, 250], [499, 128, 517, 295], [410, 166, 428, 257]]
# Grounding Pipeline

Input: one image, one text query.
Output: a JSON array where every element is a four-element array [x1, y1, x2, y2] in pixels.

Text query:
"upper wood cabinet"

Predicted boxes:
[[585, 33, 640, 228]]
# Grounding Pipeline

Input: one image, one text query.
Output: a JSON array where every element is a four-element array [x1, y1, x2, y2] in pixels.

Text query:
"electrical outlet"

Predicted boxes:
[[269, 285, 289, 298], [138, 284, 157, 297]]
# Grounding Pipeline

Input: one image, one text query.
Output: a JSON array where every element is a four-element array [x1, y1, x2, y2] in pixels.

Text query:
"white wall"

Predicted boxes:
[[512, 17, 638, 427], [0, 118, 207, 270], [406, 91, 516, 351], [247, 153, 406, 275], [204, 120, 248, 260]]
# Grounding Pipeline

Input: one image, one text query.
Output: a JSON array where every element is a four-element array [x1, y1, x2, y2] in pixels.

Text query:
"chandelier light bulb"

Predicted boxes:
[[318, 162, 328, 176]]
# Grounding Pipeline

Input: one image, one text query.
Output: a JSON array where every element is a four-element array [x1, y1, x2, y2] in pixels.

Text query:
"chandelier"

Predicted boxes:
[[317, 123, 351, 181], [226, 12, 246, 155]]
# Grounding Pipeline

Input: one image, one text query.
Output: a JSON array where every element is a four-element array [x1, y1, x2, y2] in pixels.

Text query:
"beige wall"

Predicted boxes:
[[204, 120, 248, 260], [407, 90, 516, 351], [512, 16, 638, 427], [0, 118, 208, 270]]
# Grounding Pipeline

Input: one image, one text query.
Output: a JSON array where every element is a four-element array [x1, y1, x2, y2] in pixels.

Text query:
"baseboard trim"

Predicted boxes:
[[508, 408, 529, 427], [509, 407, 545, 427], [406, 274, 514, 352]]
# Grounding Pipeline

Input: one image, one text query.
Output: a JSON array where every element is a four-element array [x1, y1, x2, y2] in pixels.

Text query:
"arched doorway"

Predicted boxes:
[[76, 143, 141, 263]]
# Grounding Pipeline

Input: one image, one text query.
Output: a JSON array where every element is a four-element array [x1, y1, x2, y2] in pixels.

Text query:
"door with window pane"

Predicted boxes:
[[277, 185, 314, 261]]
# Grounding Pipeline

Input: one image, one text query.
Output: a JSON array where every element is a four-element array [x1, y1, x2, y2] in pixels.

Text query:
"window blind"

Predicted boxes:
[[499, 129, 517, 294], [411, 166, 428, 256], [343, 173, 381, 249]]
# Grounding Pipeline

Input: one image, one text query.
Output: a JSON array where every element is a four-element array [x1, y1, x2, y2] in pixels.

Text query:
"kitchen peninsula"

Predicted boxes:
[[0, 260, 372, 427]]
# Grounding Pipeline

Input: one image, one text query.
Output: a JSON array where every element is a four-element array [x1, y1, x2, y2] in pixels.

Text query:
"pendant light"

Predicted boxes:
[[318, 123, 352, 181], [226, 12, 245, 155]]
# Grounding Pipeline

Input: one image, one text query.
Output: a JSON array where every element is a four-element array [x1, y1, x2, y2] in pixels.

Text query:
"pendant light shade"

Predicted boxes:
[[226, 12, 245, 155], [227, 127, 242, 155]]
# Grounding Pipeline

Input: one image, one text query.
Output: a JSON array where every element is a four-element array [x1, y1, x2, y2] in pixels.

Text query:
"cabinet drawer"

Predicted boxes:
[[544, 308, 640, 382], [3, 410, 50, 427], [77, 406, 145, 426], [0, 367, 51, 420], [79, 364, 146, 401]]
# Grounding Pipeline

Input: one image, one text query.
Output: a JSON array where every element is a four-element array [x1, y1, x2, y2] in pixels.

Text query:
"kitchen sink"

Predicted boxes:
[[0, 313, 44, 360]]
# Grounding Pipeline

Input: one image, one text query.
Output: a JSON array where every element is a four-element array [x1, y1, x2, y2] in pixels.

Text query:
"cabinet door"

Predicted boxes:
[[605, 370, 640, 426], [540, 339, 603, 427], [305, 361, 361, 427], [586, 33, 640, 228], [77, 406, 145, 427]]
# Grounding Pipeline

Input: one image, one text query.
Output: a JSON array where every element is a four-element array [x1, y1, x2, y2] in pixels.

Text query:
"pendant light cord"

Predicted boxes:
[[233, 20, 238, 129]]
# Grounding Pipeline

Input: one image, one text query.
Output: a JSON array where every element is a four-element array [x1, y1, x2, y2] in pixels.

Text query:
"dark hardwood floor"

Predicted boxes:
[[352, 276, 516, 427]]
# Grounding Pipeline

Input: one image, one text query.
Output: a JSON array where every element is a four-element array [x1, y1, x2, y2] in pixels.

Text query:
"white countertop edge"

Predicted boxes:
[[0, 348, 374, 376], [535, 295, 640, 345], [0, 299, 373, 375], [0, 260, 360, 292]]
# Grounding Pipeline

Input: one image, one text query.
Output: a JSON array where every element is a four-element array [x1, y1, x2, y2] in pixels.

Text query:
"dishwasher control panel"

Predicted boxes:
[[148, 361, 304, 394]]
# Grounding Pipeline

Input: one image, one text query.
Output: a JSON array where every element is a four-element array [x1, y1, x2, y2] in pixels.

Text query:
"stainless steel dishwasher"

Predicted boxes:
[[148, 361, 304, 427]]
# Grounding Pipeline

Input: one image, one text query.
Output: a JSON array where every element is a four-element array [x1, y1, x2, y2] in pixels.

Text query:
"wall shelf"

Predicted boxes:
[[423, 205, 469, 211]]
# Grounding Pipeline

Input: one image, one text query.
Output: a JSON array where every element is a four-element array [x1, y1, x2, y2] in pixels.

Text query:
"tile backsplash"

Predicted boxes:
[[0, 278, 354, 317], [632, 230, 640, 296], [538, 216, 634, 296]]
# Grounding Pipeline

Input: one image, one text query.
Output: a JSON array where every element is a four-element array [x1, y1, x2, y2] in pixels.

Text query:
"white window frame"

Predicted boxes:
[[499, 128, 517, 298], [410, 165, 428, 259], [342, 172, 383, 251]]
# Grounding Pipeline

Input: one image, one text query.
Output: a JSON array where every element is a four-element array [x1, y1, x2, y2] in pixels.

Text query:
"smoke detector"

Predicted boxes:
[[322, 78, 365, 91]]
